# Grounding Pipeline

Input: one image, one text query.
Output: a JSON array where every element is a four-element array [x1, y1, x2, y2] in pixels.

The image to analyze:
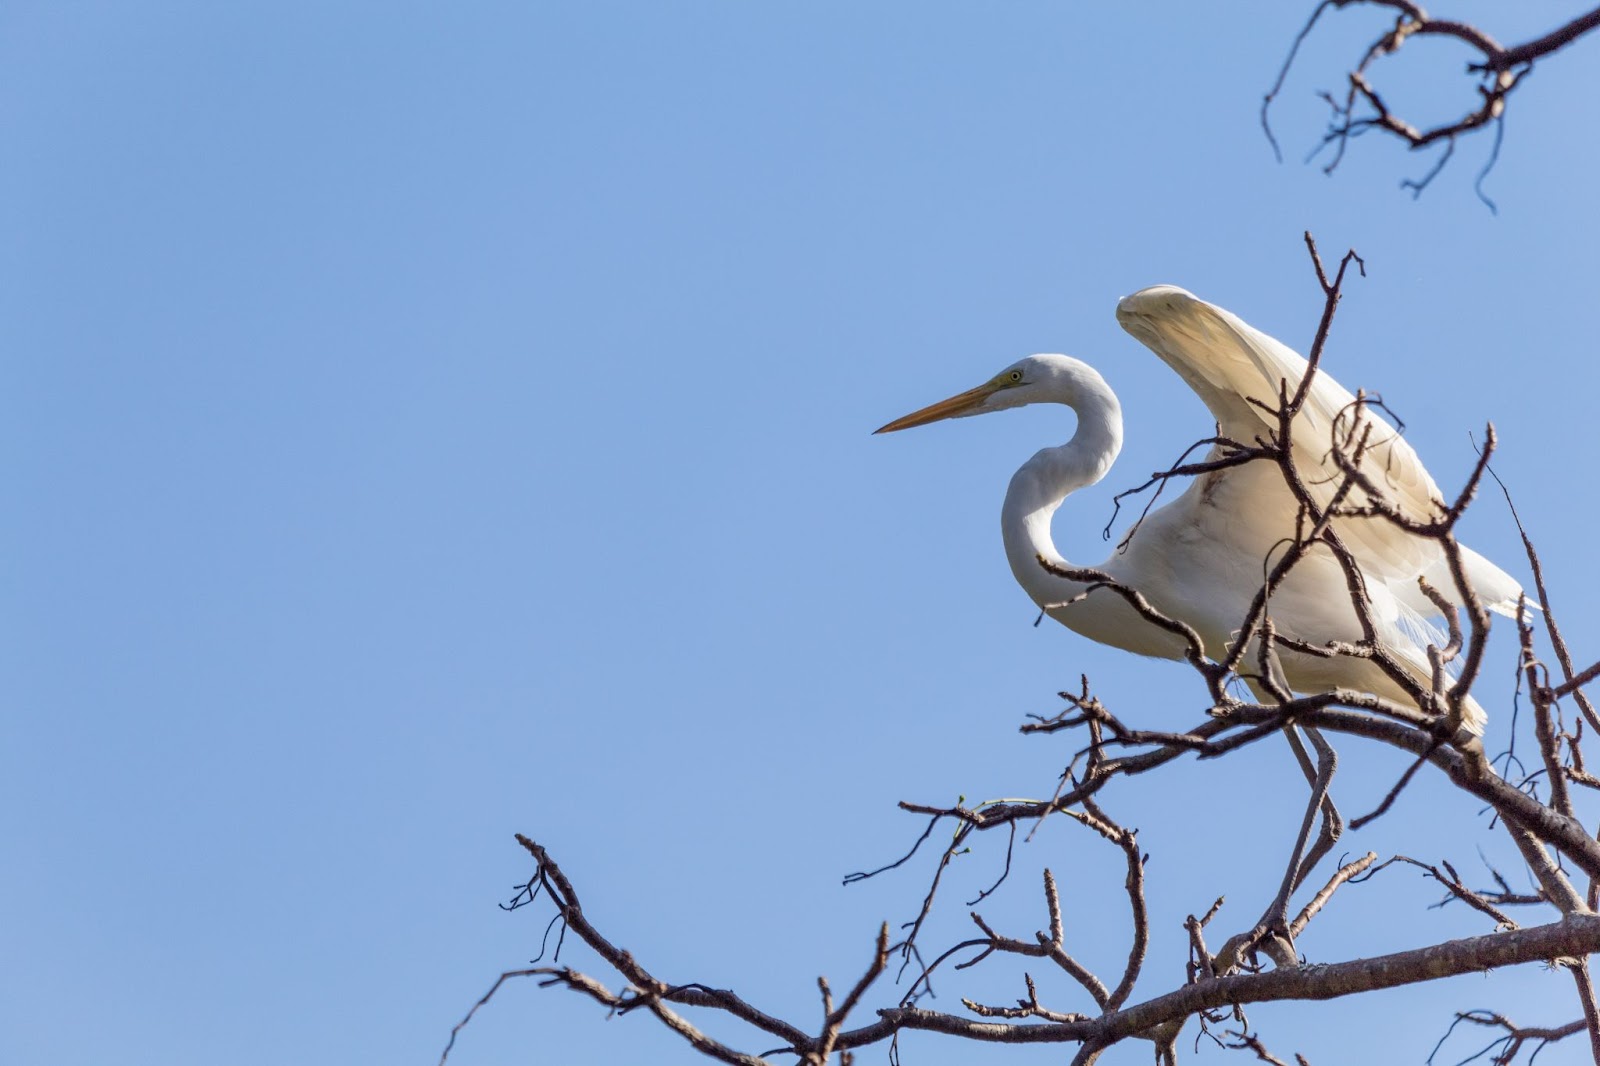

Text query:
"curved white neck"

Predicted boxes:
[[1000, 368, 1123, 612]]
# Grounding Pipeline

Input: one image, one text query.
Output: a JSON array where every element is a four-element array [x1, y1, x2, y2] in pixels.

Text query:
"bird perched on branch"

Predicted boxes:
[[875, 286, 1523, 734]]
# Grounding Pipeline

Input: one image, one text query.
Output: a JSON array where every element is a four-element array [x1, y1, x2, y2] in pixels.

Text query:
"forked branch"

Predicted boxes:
[[1263, 2, 1600, 207]]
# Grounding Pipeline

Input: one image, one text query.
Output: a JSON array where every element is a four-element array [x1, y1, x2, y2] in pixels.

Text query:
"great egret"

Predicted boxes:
[[876, 286, 1522, 734]]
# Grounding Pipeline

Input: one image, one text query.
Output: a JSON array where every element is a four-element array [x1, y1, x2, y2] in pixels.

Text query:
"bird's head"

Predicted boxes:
[[873, 354, 1098, 434]]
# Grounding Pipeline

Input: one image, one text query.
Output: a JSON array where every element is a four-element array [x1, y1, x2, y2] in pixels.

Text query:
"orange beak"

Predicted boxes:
[[873, 381, 1000, 434]]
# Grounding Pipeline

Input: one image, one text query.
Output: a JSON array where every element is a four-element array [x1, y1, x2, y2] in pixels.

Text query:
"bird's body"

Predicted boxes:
[[878, 286, 1522, 734]]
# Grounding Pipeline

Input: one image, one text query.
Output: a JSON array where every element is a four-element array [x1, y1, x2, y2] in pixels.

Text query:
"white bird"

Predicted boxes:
[[875, 286, 1522, 734]]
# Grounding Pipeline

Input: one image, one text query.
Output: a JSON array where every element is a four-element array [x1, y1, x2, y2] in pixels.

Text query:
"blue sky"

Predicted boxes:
[[6, 4, 1599, 1064]]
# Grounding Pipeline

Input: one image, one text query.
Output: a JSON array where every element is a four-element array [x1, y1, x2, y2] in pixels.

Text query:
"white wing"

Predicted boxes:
[[1115, 285, 1521, 618]]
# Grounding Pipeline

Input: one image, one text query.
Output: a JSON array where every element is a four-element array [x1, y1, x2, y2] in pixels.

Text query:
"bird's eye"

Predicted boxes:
[[1008, 370, 1023, 383]]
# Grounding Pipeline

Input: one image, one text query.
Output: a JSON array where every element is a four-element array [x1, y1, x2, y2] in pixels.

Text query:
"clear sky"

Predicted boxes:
[[6, 4, 1600, 1065]]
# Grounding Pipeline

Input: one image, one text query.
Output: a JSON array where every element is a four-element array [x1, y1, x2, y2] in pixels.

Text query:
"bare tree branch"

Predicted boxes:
[[845, 916, 1600, 1053], [1431, 1009, 1588, 1066], [453, 238, 1600, 1066], [1265, 3, 1600, 205]]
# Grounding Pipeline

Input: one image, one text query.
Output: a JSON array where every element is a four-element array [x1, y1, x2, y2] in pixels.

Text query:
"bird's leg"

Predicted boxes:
[[1280, 724, 1342, 898], [1214, 721, 1342, 974], [1258, 725, 1341, 963], [1240, 664, 1344, 907]]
